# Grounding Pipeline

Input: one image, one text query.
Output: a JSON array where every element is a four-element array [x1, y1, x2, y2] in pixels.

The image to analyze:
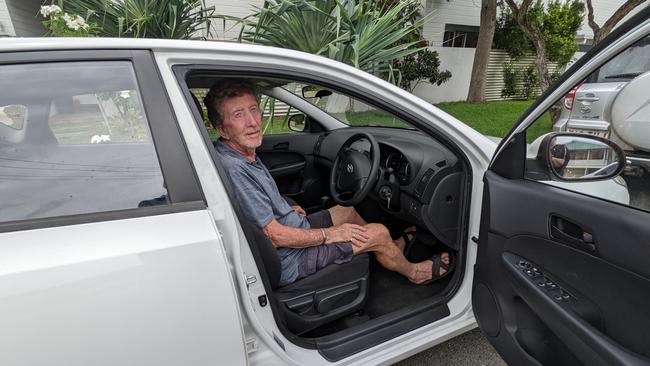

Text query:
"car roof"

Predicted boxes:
[[0, 37, 299, 56]]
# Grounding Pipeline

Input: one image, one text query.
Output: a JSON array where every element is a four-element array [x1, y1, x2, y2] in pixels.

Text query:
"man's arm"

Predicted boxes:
[[262, 219, 369, 248]]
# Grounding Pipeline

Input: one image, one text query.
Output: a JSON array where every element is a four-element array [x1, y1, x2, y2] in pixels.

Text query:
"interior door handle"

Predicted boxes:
[[549, 215, 596, 253], [273, 142, 290, 150]]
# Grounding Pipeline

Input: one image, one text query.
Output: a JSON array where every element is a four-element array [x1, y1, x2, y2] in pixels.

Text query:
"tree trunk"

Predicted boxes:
[[529, 34, 551, 91], [587, 0, 648, 45], [466, 0, 497, 103]]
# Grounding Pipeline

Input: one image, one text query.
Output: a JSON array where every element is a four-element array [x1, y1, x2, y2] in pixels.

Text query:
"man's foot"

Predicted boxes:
[[394, 226, 416, 252], [408, 252, 451, 284]]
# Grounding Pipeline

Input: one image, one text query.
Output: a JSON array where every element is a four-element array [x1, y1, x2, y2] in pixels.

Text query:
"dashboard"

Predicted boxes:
[[315, 127, 464, 249]]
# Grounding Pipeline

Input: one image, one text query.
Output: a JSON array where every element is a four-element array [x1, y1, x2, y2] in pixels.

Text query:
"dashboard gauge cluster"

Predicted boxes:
[[383, 150, 411, 184]]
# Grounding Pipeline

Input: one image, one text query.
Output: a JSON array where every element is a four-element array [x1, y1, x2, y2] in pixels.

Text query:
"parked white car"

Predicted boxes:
[[556, 35, 650, 176], [0, 8, 648, 366]]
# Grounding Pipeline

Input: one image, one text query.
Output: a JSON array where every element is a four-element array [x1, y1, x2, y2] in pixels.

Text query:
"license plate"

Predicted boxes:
[[567, 128, 609, 138]]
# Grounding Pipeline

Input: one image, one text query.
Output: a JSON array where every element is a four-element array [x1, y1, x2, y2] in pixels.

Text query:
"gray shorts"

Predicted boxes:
[[297, 210, 354, 279]]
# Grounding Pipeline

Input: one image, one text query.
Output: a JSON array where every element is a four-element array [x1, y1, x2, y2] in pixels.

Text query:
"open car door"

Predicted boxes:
[[473, 9, 650, 366]]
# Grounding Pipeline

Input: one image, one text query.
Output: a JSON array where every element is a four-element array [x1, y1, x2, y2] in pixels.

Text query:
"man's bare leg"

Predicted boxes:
[[394, 225, 416, 252], [353, 223, 450, 284], [329, 206, 416, 251], [328, 205, 366, 226]]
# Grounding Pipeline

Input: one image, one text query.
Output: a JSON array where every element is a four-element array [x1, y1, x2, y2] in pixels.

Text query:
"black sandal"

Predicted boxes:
[[422, 252, 455, 285]]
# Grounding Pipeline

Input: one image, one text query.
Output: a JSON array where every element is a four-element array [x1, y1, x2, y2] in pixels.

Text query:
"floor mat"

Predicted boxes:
[[364, 251, 452, 319]]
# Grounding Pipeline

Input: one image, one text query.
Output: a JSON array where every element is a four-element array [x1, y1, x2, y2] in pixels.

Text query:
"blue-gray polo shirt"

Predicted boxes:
[[216, 139, 308, 286]]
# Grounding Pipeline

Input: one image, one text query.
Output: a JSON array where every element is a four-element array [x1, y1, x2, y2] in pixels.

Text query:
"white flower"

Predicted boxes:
[[64, 14, 88, 31], [40, 5, 62, 18], [119, 90, 131, 99]]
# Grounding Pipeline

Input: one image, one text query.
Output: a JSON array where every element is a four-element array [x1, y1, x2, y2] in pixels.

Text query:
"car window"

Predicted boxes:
[[259, 94, 299, 135], [291, 83, 414, 129], [0, 61, 168, 222], [525, 37, 650, 212]]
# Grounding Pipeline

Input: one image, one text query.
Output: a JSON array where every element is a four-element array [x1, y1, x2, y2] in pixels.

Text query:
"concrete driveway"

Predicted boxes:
[[395, 328, 505, 366]]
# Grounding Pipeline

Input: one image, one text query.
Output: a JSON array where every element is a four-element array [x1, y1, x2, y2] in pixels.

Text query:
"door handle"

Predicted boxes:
[[549, 215, 596, 253], [273, 142, 290, 150]]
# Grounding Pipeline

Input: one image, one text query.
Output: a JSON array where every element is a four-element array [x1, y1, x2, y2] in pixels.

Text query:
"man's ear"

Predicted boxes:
[[217, 125, 228, 140]]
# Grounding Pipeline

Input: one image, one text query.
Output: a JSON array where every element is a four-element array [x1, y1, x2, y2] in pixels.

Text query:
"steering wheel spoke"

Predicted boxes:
[[329, 132, 380, 206]]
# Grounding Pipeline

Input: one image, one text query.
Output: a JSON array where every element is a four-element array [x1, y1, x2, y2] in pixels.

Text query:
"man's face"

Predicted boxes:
[[217, 93, 263, 153]]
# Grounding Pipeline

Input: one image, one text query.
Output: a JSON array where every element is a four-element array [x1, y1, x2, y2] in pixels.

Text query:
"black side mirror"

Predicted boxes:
[[302, 86, 332, 99], [288, 114, 307, 132], [539, 133, 626, 181]]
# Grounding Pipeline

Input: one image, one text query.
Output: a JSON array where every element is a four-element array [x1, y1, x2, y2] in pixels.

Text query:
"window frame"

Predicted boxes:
[[0, 50, 205, 233]]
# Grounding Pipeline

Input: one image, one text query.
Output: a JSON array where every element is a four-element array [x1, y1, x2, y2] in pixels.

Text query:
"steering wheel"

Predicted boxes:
[[329, 132, 380, 206]]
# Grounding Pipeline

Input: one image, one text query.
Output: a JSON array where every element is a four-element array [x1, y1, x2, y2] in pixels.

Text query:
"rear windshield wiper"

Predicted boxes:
[[604, 72, 642, 79]]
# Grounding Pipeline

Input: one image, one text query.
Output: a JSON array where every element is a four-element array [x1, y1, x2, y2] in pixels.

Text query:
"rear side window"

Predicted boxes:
[[0, 61, 168, 222], [588, 36, 650, 83]]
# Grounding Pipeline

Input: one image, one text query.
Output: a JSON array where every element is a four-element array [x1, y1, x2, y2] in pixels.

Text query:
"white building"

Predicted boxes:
[[1, 0, 645, 103], [0, 0, 46, 37]]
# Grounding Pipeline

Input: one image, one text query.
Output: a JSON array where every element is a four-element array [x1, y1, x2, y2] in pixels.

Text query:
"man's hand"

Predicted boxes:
[[327, 223, 369, 247], [292, 205, 306, 216]]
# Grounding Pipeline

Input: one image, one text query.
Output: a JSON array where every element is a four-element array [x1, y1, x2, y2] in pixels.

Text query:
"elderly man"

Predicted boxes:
[[205, 79, 452, 287]]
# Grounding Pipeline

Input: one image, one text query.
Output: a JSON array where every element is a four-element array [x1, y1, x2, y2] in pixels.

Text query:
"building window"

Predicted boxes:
[[442, 25, 480, 48]]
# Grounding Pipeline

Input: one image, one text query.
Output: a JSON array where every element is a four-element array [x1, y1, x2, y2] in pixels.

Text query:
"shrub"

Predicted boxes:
[[501, 62, 519, 99], [521, 65, 539, 100], [396, 48, 451, 92], [62, 0, 216, 39], [237, 0, 425, 79]]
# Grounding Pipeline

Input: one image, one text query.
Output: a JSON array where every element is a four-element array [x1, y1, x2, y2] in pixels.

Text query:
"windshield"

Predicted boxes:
[[286, 83, 415, 129], [589, 36, 650, 83]]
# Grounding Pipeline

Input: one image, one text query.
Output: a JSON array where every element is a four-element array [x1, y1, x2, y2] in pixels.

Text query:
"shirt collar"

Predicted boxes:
[[215, 139, 260, 165]]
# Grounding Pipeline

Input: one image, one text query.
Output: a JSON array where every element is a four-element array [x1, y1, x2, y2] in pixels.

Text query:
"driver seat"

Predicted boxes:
[[242, 217, 369, 335]]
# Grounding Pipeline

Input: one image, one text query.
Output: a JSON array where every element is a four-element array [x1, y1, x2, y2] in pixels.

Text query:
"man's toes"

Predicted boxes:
[[441, 252, 450, 264]]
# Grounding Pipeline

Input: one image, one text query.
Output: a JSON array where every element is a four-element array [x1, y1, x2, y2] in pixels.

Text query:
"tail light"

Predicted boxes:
[[563, 81, 584, 110]]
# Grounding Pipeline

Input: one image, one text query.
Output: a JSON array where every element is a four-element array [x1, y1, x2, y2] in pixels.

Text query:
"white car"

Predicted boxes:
[[0, 8, 647, 366]]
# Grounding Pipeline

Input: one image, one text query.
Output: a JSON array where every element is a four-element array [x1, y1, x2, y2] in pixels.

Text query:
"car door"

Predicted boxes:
[[0, 50, 246, 366], [473, 9, 650, 366]]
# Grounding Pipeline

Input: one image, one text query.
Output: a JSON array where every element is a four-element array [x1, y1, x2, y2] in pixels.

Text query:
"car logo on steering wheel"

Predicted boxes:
[[346, 163, 354, 173]]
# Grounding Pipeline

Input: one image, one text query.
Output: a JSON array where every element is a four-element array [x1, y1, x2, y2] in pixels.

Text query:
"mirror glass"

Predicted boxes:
[[549, 135, 622, 180], [0, 104, 27, 130], [302, 86, 333, 99], [288, 114, 306, 132]]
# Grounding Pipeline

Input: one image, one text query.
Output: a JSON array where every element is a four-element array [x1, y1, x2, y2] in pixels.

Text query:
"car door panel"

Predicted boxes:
[[258, 133, 328, 210], [0, 210, 247, 366], [475, 171, 650, 365]]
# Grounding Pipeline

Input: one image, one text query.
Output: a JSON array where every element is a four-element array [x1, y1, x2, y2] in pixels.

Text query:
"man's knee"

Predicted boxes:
[[329, 205, 361, 226], [365, 223, 391, 243]]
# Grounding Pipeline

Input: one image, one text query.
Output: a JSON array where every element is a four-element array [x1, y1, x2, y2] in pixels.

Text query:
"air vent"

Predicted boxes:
[[415, 168, 435, 198], [314, 133, 328, 155], [436, 160, 447, 168]]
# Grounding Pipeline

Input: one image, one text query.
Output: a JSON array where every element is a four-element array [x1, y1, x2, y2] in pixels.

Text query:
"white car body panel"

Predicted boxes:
[[0, 210, 247, 366]]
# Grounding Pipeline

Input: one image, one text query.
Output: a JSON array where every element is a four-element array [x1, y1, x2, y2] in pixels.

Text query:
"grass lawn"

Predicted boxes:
[[435, 100, 553, 142]]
